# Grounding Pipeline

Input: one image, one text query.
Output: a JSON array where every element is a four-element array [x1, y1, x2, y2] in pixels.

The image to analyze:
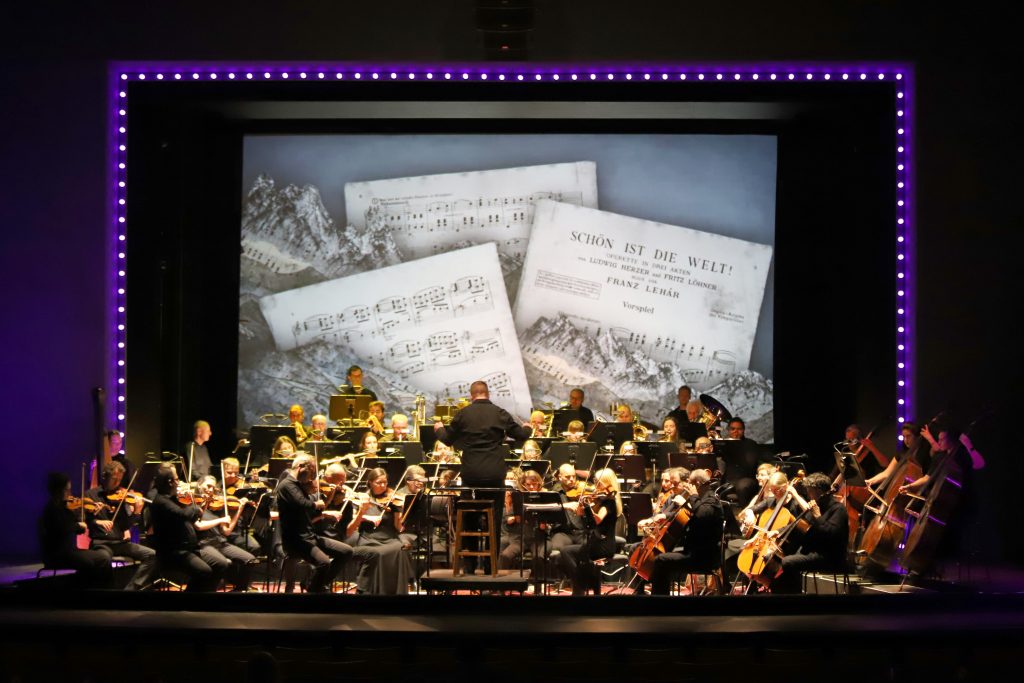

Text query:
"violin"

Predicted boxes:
[[65, 496, 113, 514], [105, 488, 150, 506], [205, 495, 250, 512], [563, 482, 595, 499]]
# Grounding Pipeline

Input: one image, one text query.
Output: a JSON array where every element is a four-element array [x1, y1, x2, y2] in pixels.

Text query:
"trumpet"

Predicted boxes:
[[366, 413, 385, 435]]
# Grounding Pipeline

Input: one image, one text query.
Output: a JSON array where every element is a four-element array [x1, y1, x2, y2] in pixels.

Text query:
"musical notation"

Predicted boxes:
[[288, 276, 493, 348], [259, 243, 535, 420], [345, 162, 599, 267]]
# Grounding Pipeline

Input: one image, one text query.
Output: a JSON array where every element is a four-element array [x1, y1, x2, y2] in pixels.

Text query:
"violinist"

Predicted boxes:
[[84, 461, 157, 590], [149, 464, 227, 591], [352, 467, 413, 595], [195, 475, 258, 592], [766, 472, 848, 594], [549, 464, 589, 555], [317, 463, 371, 541], [557, 468, 621, 595], [39, 472, 113, 588], [649, 469, 724, 596], [500, 469, 545, 570], [275, 454, 353, 593], [640, 469, 675, 504]]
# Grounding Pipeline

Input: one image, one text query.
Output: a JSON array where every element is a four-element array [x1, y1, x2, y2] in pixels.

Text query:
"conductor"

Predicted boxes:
[[434, 380, 532, 573]]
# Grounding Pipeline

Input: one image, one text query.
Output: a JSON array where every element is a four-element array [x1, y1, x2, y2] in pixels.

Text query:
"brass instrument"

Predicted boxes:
[[292, 421, 308, 443], [542, 411, 555, 438], [633, 413, 650, 441], [366, 413, 384, 435]]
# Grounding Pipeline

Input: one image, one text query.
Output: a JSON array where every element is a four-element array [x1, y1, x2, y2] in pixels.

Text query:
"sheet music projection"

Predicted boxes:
[[514, 200, 773, 416], [344, 162, 599, 265], [258, 243, 533, 418]]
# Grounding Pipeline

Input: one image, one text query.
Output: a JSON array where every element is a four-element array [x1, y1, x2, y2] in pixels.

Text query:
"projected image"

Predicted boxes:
[[239, 134, 777, 441]]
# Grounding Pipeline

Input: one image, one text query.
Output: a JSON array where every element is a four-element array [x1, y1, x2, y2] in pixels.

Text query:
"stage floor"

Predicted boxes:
[[3, 563, 1023, 682]]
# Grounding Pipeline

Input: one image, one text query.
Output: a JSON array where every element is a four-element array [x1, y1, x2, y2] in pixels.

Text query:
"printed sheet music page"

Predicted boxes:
[[258, 243, 533, 419]]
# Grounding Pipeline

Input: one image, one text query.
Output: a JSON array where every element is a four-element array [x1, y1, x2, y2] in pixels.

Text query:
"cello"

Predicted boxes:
[[736, 473, 808, 586], [628, 496, 692, 582]]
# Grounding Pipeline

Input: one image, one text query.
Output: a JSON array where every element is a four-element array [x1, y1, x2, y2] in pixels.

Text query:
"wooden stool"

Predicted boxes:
[[453, 499, 499, 577]]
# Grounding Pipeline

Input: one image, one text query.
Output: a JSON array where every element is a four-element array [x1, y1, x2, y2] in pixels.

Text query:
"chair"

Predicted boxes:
[[453, 499, 499, 576], [276, 553, 310, 593]]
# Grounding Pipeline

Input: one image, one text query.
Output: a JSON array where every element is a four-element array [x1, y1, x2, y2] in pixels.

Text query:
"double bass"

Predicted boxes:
[[857, 449, 924, 571], [900, 443, 966, 575]]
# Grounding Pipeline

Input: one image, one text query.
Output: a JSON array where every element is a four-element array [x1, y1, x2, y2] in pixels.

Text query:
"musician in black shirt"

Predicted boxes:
[[39, 472, 113, 588], [149, 465, 227, 591], [275, 454, 353, 592], [85, 461, 157, 590], [771, 472, 849, 594], [649, 469, 725, 595], [434, 380, 532, 574], [182, 420, 213, 482]]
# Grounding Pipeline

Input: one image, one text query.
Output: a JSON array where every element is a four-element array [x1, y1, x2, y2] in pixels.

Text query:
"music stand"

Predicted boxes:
[[329, 394, 372, 424], [249, 425, 298, 465], [833, 452, 867, 487], [267, 457, 293, 481], [550, 408, 583, 435], [326, 426, 369, 451], [636, 442, 674, 478], [380, 441, 425, 467], [420, 462, 461, 487], [587, 422, 633, 451], [360, 456, 408, 486], [545, 441, 598, 470], [621, 492, 655, 526], [138, 460, 183, 496], [608, 455, 646, 484], [504, 459, 552, 477], [305, 441, 347, 461], [512, 490, 564, 582]]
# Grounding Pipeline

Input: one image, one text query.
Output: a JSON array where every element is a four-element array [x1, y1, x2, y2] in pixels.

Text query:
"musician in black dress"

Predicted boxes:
[[149, 464, 227, 592], [84, 461, 157, 590], [649, 469, 725, 595], [558, 468, 621, 595], [275, 454, 353, 592], [434, 380, 532, 574], [39, 472, 113, 588]]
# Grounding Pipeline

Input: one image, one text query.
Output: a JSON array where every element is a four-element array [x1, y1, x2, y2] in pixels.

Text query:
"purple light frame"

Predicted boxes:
[[107, 62, 914, 439]]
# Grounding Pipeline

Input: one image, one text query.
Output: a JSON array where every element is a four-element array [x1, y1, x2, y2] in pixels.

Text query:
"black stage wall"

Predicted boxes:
[[1, 1, 1019, 563]]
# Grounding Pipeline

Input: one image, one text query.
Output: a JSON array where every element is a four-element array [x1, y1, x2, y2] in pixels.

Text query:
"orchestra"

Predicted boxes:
[[38, 379, 987, 596]]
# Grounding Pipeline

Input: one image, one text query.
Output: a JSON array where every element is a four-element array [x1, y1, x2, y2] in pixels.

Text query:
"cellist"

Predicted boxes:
[[649, 469, 724, 595], [754, 472, 848, 594]]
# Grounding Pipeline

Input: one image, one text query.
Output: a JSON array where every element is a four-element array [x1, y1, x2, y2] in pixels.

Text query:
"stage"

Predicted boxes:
[[3, 565, 1023, 683]]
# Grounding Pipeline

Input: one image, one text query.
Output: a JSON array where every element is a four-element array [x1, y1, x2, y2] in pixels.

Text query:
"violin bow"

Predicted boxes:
[[110, 468, 141, 521], [80, 462, 87, 525]]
